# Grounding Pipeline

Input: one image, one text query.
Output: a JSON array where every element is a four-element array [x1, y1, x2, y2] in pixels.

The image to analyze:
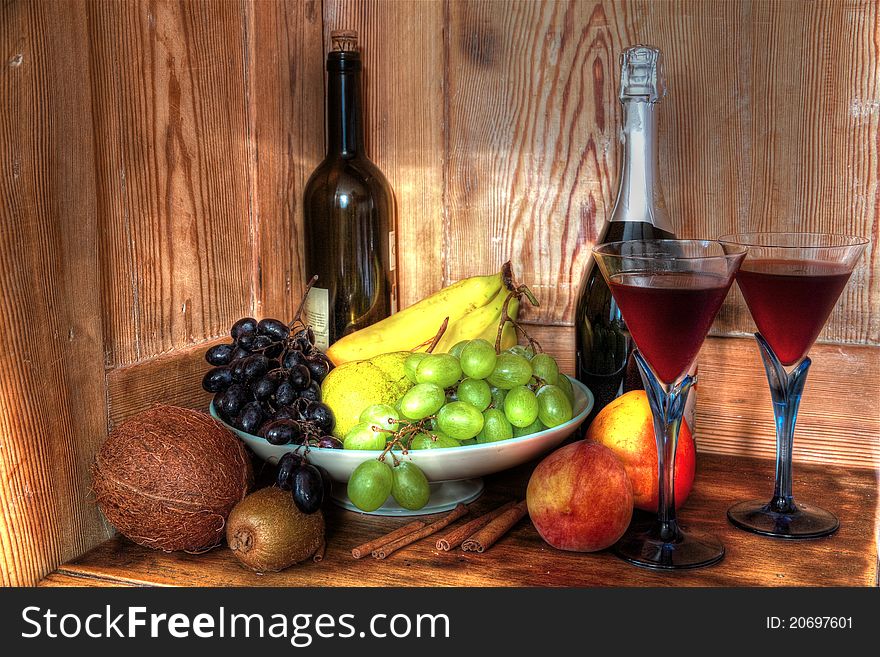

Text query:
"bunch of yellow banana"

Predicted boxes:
[[325, 266, 520, 365]]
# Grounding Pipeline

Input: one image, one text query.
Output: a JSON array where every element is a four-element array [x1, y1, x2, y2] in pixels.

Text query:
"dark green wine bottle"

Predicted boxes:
[[303, 30, 398, 351]]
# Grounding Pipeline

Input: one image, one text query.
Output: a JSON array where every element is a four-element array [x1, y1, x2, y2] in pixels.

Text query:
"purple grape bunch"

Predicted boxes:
[[202, 316, 342, 449]]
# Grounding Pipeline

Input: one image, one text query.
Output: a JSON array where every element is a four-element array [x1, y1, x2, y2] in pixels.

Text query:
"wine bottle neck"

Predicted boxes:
[[610, 99, 673, 232], [326, 68, 365, 157]]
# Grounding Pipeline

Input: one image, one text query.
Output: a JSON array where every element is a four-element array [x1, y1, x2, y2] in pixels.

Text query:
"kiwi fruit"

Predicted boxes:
[[226, 486, 324, 572]]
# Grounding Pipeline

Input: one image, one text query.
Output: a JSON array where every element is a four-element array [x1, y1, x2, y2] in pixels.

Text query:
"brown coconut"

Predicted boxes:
[[93, 404, 253, 552]]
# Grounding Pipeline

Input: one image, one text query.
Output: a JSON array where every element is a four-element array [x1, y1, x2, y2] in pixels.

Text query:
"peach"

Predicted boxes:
[[526, 440, 633, 552], [587, 390, 696, 512]]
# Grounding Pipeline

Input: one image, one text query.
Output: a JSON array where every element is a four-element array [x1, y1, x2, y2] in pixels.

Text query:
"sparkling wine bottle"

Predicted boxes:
[[576, 45, 690, 423], [303, 30, 398, 351]]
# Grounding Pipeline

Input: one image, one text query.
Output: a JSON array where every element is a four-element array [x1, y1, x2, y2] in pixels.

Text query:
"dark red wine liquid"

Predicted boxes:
[[608, 271, 731, 384], [736, 259, 852, 366]]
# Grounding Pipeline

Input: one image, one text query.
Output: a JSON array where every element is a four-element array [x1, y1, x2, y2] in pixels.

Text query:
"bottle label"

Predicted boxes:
[[389, 230, 396, 271], [304, 287, 330, 351]]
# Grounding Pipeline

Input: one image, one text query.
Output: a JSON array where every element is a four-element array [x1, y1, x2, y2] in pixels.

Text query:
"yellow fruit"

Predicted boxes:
[[434, 285, 520, 353], [325, 271, 506, 365], [322, 352, 413, 439]]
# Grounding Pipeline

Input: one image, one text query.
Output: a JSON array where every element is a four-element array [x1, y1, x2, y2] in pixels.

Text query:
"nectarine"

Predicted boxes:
[[586, 390, 696, 512], [526, 441, 633, 552]]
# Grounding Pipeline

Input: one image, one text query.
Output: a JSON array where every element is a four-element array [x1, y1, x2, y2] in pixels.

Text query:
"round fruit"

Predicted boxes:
[[555, 374, 575, 406], [291, 464, 324, 514], [506, 344, 535, 360], [415, 353, 463, 389], [448, 340, 470, 359], [409, 431, 460, 449], [347, 460, 394, 512], [477, 408, 513, 443], [206, 342, 236, 366], [399, 383, 446, 420], [343, 421, 387, 451], [536, 384, 573, 427], [586, 390, 696, 512], [202, 366, 233, 393], [436, 401, 484, 441], [456, 378, 492, 411], [486, 353, 532, 389], [262, 419, 304, 445], [530, 353, 560, 385], [359, 403, 400, 432], [404, 352, 429, 383], [503, 385, 539, 428], [391, 461, 431, 510], [459, 339, 497, 380], [513, 416, 546, 437]]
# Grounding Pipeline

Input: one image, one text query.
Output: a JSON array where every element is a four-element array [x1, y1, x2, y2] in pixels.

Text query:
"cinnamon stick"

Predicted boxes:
[[435, 501, 516, 551], [461, 500, 528, 553], [351, 520, 427, 559], [373, 504, 469, 559], [312, 540, 326, 563]]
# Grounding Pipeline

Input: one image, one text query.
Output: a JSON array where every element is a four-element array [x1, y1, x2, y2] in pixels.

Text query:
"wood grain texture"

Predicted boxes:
[[323, 0, 446, 308], [246, 0, 324, 320], [88, 0, 254, 366], [46, 454, 878, 587], [443, 0, 879, 344], [0, 0, 112, 586]]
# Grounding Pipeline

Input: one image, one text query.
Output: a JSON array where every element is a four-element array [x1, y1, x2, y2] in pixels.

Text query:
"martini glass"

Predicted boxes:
[[592, 240, 746, 569], [718, 233, 868, 538]]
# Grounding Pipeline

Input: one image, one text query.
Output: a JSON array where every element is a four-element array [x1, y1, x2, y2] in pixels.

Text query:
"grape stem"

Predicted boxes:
[[289, 275, 319, 329], [411, 317, 449, 353]]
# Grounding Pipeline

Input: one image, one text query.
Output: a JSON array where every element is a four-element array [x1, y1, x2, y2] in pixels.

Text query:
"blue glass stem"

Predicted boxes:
[[754, 333, 811, 514], [633, 350, 696, 542]]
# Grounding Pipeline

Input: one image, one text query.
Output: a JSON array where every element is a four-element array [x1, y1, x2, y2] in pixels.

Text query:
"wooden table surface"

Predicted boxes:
[[41, 453, 877, 587]]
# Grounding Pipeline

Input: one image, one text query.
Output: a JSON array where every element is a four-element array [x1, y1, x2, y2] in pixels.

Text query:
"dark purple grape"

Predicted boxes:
[[276, 452, 303, 490], [231, 346, 251, 360], [271, 405, 297, 422], [251, 370, 286, 401], [306, 402, 335, 434], [231, 317, 258, 340], [251, 334, 274, 351], [288, 364, 311, 391], [242, 354, 271, 381], [237, 333, 256, 350], [282, 349, 307, 370], [231, 357, 250, 382], [261, 419, 304, 446], [275, 380, 298, 407], [215, 384, 250, 419], [291, 464, 324, 514], [237, 401, 264, 435], [316, 436, 343, 449], [300, 381, 322, 403], [304, 356, 330, 384], [292, 327, 315, 352], [257, 318, 290, 342], [202, 366, 233, 393], [265, 342, 284, 359], [205, 342, 236, 366], [290, 397, 314, 422]]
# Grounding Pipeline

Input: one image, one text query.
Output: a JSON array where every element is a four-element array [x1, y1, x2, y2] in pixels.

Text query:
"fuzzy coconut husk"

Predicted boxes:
[[93, 404, 253, 552]]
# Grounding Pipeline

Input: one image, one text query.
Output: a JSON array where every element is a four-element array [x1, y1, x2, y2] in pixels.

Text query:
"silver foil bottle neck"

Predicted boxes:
[[619, 45, 666, 102]]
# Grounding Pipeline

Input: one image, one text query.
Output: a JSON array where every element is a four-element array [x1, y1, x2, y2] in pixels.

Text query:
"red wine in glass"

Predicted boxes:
[[608, 271, 733, 384], [735, 259, 853, 366]]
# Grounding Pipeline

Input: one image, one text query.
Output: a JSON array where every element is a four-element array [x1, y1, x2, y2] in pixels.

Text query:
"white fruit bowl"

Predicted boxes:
[[210, 376, 593, 516]]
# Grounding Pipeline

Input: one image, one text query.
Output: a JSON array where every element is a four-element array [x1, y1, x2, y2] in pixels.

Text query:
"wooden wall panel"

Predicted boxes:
[[0, 0, 112, 586], [444, 0, 879, 345], [247, 0, 324, 320], [323, 0, 446, 308], [88, 0, 254, 366]]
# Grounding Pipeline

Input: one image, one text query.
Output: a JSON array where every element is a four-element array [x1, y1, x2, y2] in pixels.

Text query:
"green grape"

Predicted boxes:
[[456, 378, 492, 411], [409, 431, 460, 449], [537, 384, 574, 428], [416, 353, 463, 389], [555, 374, 575, 406], [506, 344, 535, 360], [512, 416, 546, 437], [458, 438, 478, 446], [530, 353, 560, 385], [486, 353, 532, 389], [490, 386, 507, 408], [359, 403, 400, 432], [477, 408, 513, 443], [503, 385, 539, 428], [448, 340, 470, 359], [399, 383, 446, 420], [404, 352, 428, 383], [436, 401, 484, 440], [347, 459, 393, 512], [459, 338, 497, 380], [343, 421, 387, 450], [391, 461, 431, 510]]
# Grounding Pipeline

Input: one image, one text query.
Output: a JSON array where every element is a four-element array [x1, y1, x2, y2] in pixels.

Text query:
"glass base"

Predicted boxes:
[[612, 523, 725, 570], [727, 499, 839, 539]]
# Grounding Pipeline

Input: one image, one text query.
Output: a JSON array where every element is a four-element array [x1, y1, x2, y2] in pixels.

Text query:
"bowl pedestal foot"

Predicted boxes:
[[330, 478, 485, 516]]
